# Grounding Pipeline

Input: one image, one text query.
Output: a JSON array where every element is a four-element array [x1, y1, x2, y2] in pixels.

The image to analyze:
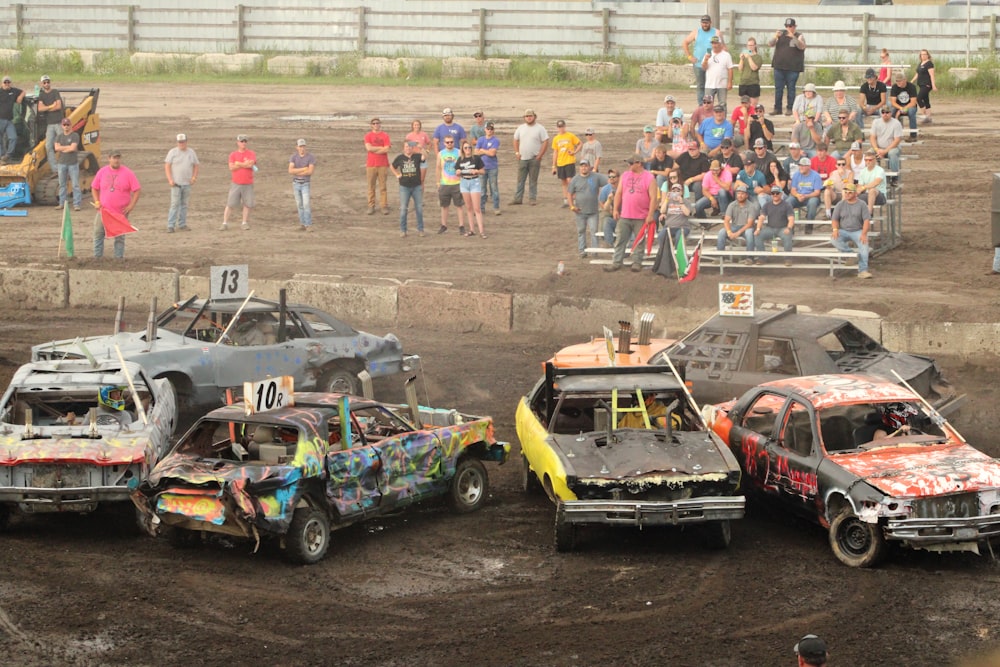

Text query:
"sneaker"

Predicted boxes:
[[753, 258, 764, 265], [220, 222, 228, 230], [166, 228, 175, 233], [494, 210, 501, 216], [0, 155, 9, 165], [630, 263, 643, 272], [400, 231, 407, 238], [367, 207, 376, 215], [603, 264, 622, 272], [73, 205, 81, 211], [858, 271, 873, 279], [784, 109, 793, 116], [459, 225, 466, 235], [382, 208, 390, 216], [418, 231, 426, 237], [509, 200, 522, 206], [579, 252, 588, 260], [905, 135, 918, 143], [304, 226, 313, 232], [241, 222, 250, 230], [179, 226, 191, 232], [437, 225, 448, 234], [55, 203, 63, 209], [921, 116, 933, 124], [740, 258, 754, 266], [784, 259, 793, 267], [529, 200, 537, 206]]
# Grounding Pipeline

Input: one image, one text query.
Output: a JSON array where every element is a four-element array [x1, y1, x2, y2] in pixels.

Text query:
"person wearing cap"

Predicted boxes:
[[634, 125, 659, 168], [37, 75, 63, 169], [605, 155, 657, 273], [744, 104, 775, 152], [92, 150, 141, 259], [164, 133, 199, 232], [729, 95, 753, 147], [858, 68, 887, 130], [655, 96, 684, 137], [791, 108, 824, 158], [823, 154, 854, 220], [716, 182, 759, 255], [432, 108, 466, 153], [599, 168, 619, 247], [913, 49, 937, 124], [364, 117, 391, 215], [223, 135, 256, 230], [648, 144, 675, 190], [474, 121, 501, 216], [577, 128, 602, 174], [753, 185, 795, 264], [702, 36, 734, 112], [690, 95, 717, 131], [435, 134, 464, 234], [694, 158, 733, 219], [567, 159, 608, 259], [831, 181, 873, 280], [682, 14, 724, 106], [0, 76, 24, 164], [794, 634, 829, 667], [768, 18, 806, 117], [737, 37, 763, 107], [289, 138, 316, 231], [390, 140, 426, 237], [791, 83, 823, 127], [469, 110, 486, 142], [511, 109, 548, 206], [810, 142, 836, 184], [676, 142, 711, 202], [789, 156, 823, 224], [856, 149, 888, 210], [845, 140, 865, 174], [736, 151, 768, 206], [889, 70, 919, 142], [718, 138, 744, 179], [552, 120, 582, 208], [668, 110, 694, 158], [821, 80, 860, 128], [869, 106, 903, 172], [651, 182, 694, 278], [781, 142, 806, 179], [696, 104, 734, 158], [53, 117, 81, 211]]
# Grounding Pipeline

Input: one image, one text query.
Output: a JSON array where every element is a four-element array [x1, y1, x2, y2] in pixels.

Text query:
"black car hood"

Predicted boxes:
[[833, 350, 930, 382]]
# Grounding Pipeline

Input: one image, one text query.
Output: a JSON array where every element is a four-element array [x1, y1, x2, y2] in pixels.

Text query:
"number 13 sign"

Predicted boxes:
[[211, 264, 250, 300], [244, 376, 295, 416]]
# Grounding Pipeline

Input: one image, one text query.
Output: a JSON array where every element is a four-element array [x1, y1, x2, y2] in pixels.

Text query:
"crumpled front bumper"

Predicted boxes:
[[886, 512, 1000, 547], [559, 496, 745, 527]]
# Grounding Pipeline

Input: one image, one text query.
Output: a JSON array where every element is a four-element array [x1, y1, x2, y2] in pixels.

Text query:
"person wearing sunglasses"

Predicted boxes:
[[821, 80, 860, 129], [856, 149, 887, 211], [869, 106, 903, 173], [825, 109, 863, 159], [604, 155, 658, 273], [435, 137, 464, 234], [37, 75, 63, 169], [823, 156, 853, 221]]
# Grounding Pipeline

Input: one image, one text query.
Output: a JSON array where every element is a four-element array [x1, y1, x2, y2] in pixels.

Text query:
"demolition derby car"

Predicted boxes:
[[516, 362, 744, 552], [133, 378, 509, 564], [704, 374, 1000, 567], [31, 294, 413, 413], [0, 359, 176, 529]]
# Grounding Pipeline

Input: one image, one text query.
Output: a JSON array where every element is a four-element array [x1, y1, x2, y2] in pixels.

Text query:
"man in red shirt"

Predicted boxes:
[[223, 134, 256, 230], [365, 117, 391, 215]]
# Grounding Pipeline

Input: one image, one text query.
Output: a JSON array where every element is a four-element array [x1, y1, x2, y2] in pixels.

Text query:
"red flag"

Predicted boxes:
[[678, 241, 702, 283], [630, 220, 658, 256], [101, 208, 138, 238]]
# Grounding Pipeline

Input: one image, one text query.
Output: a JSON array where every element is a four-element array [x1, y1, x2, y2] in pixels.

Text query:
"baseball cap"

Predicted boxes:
[[624, 154, 643, 165], [843, 182, 857, 192], [793, 635, 828, 662], [485, 122, 495, 129], [176, 133, 187, 142], [881, 105, 893, 113], [60, 118, 71, 126], [1, 77, 10, 84], [405, 141, 418, 147], [850, 141, 862, 151], [740, 95, 750, 103], [442, 107, 453, 115], [744, 151, 756, 162], [523, 108, 536, 116], [735, 183, 748, 192], [672, 109, 684, 119], [832, 80, 846, 91], [664, 95, 675, 103], [713, 104, 725, 112], [770, 185, 783, 193], [296, 138, 307, 146], [700, 14, 711, 22], [720, 138, 733, 148], [236, 134, 249, 142], [643, 125, 654, 132], [788, 142, 800, 149], [755, 103, 765, 111], [804, 83, 817, 93], [804, 108, 816, 118], [585, 127, 594, 134], [710, 36, 720, 43], [798, 157, 811, 167], [108, 149, 122, 157], [865, 68, 877, 78], [556, 119, 566, 127], [784, 18, 796, 27], [670, 183, 683, 191], [473, 110, 483, 117], [702, 95, 714, 103], [865, 149, 878, 157], [578, 159, 590, 166], [40, 75, 50, 83], [753, 138, 766, 148]]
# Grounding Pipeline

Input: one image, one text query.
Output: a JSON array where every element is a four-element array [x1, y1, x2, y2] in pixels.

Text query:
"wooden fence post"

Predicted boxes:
[[991, 15, 997, 57], [358, 6, 367, 56], [127, 5, 137, 53], [861, 13, 870, 63], [236, 4, 246, 53], [478, 8, 486, 59], [601, 8, 610, 58], [14, 4, 24, 50]]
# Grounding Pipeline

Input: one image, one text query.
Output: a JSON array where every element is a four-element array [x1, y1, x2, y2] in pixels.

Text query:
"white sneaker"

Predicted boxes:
[[220, 222, 228, 230], [241, 222, 250, 230], [857, 271, 873, 279]]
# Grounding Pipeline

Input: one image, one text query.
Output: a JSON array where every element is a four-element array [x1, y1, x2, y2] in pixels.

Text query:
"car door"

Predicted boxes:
[[354, 405, 442, 509], [766, 398, 821, 518], [212, 310, 309, 389], [325, 407, 386, 519]]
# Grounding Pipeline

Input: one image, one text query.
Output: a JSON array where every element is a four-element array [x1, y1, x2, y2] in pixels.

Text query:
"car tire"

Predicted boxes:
[[163, 525, 201, 549], [446, 458, 489, 513], [828, 507, 886, 568], [521, 454, 543, 495], [318, 367, 360, 395], [285, 507, 331, 565], [554, 506, 577, 552], [702, 520, 732, 550]]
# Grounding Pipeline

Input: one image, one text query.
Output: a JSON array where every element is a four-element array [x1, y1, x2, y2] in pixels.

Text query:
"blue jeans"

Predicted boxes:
[[716, 227, 755, 251], [45, 123, 60, 169], [693, 63, 707, 105], [399, 184, 424, 232], [790, 195, 820, 221], [832, 228, 869, 272], [479, 168, 499, 212], [0, 119, 16, 158], [602, 214, 617, 246], [894, 106, 918, 137], [883, 147, 901, 173], [694, 190, 730, 218], [754, 226, 793, 253], [773, 69, 800, 112], [514, 158, 541, 203], [575, 212, 598, 255], [167, 184, 192, 230], [292, 180, 312, 227], [57, 162, 81, 207], [94, 213, 125, 259]]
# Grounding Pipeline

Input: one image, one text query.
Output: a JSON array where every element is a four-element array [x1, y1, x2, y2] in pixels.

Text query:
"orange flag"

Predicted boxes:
[[101, 208, 138, 238]]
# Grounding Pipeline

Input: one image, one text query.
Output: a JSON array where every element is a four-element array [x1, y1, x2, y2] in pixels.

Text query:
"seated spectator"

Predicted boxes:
[[821, 80, 861, 128], [653, 183, 694, 278], [810, 142, 837, 183], [744, 104, 775, 151], [791, 83, 824, 126], [791, 109, 823, 158], [676, 142, 711, 201], [667, 111, 693, 158], [647, 144, 675, 190], [690, 94, 716, 130], [736, 152, 769, 206], [825, 110, 863, 159], [655, 95, 684, 136], [767, 158, 789, 196], [730, 95, 754, 147], [781, 142, 807, 181], [717, 138, 744, 180], [789, 157, 823, 224], [823, 156, 853, 220], [856, 150, 888, 210], [845, 140, 865, 174], [869, 106, 903, 172], [599, 169, 619, 247], [831, 182, 873, 279], [635, 125, 659, 167], [697, 104, 734, 157], [753, 186, 795, 264], [717, 183, 760, 254], [694, 159, 733, 218], [889, 70, 919, 142], [858, 68, 887, 130]]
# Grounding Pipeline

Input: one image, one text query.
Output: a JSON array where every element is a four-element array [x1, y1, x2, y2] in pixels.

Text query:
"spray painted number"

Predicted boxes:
[[220, 269, 240, 294], [242, 376, 295, 416], [210, 264, 250, 299]]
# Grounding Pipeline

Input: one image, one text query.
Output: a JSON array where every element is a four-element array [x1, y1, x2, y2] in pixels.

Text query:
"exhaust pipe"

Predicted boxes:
[[617, 320, 632, 355], [637, 312, 654, 346]]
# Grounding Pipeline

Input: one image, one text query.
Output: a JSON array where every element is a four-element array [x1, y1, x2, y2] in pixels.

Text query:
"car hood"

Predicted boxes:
[[830, 442, 1000, 498], [0, 430, 156, 466], [834, 351, 929, 383], [33, 330, 191, 361], [147, 453, 305, 488]]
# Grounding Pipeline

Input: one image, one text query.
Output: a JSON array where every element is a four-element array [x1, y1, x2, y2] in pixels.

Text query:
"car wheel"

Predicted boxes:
[[285, 507, 331, 565], [318, 367, 359, 395], [702, 520, 732, 550], [163, 525, 201, 549], [521, 454, 543, 495], [554, 507, 577, 552], [828, 507, 886, 568], [447, 458, 489, 513]]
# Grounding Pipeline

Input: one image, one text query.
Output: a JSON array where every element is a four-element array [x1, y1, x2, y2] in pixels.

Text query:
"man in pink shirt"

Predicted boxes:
[[92, 149, 141, 259], [605, 154, 658, 273], [364, 117, 391, 215], [223, 134, 256, 230]]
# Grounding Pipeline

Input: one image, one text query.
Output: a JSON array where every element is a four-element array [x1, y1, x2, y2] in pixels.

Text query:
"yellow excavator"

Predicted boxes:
[[0, 87, 101, 212]]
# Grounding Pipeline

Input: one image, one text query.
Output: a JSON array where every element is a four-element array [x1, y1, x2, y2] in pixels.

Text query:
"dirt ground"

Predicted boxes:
[[2, 82, 1000, 667]]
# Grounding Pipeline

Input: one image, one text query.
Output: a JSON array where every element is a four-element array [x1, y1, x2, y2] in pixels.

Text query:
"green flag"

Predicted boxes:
[[673, 232, 688, 278], [61, 202, 74, 258]]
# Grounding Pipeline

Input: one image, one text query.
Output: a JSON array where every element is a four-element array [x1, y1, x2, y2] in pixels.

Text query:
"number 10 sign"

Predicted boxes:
[[244, 376, 295, 415], [210, 264, 250, 300]]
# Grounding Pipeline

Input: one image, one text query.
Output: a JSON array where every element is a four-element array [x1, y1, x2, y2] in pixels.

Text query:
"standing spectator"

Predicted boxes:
[[690, 95, 717, 131], [730, 95, 754, 147], [53, 118, 81, 211], [794, 634, 829, 667], [222, 134, 255, 231], [857, 149, 887, 210], [683, 15, 723, 106], [604, 155, 657, 273], [769, 18, 806, 117], [475, 121, 500, 216], [37, 75, 62, 169], [789, 157, 823, 223], [697, 104, 734, 158], [753, 186, 795, 264], [364, 117, 391, 215], [578, 128, 603, 173], [567, 159, 608, 259], [858, 68, 887, 130], [599, 169, 619, 247], [634, 125, 659, 166], [511, 109, 548, 206], [831, 182, 873, 279], [655, 96, 684, 136], [878, 48, 893, 85], [913, 49, 937, 124], [391, 140, 425, 237], [823, 155, 853, 220], [164, 133, 198, 232], [435, 136, 464, 234], [693, 159, 732, 219], [469, 110, 486, 142], [405, 119, 432, 175], [717, 183, 760, 254], [0, 76, 24, 164], [869, 107, 903, 173], [551, 119, 581, 208], [791, 83, 824, 126], [676, 142, 711, 201], [738, 38, 763, 106], [648, 144, 675, 190], [457, 140, 486, 238], [825, 110, 864, 159], [702, 36, 734, 110], [288, 138, 315, 232], [652, 183, 694, 278], [92, 150, 140, 259], [890, 71, 919, 142], [821, 81, 860, 127], [432, 108, 466, 152], [744, 104, 775, 151]]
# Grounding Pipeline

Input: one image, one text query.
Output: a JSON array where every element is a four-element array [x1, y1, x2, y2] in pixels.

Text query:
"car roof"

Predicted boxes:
[[554, 371, 684, 393], [696, 308, 849, 339], [758, 374, 919, 409], [201, 392, 383, 425], [549, 338, 674, 369]]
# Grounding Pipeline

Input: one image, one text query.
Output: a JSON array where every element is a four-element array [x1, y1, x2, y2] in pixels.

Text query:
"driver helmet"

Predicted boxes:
[[880, 402, 918, 430], [98, 385, 128, 411]]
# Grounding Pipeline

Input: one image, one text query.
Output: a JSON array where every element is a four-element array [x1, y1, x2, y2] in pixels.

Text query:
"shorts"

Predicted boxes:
[[460, 178, 482, 194], [738, 84, 761, 99], [557, 164, 576, 180], [227, 183, 255, 208], [438, 183, 463, 207]]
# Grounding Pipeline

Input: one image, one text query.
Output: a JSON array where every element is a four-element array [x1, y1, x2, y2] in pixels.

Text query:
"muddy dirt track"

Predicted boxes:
[[2, 82, 1000, 667]]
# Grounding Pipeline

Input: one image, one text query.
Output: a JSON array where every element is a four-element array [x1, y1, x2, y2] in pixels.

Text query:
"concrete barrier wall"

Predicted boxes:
[[0, 267, 68, 307]]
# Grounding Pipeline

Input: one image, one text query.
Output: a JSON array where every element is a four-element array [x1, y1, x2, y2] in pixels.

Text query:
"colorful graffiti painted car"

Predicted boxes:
[[704, 374, 1000, 567], [0, 359, 177, 529], [516, 362, 744, 552], [31, 294, 414, 412], [132, 388, 509, 564]]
